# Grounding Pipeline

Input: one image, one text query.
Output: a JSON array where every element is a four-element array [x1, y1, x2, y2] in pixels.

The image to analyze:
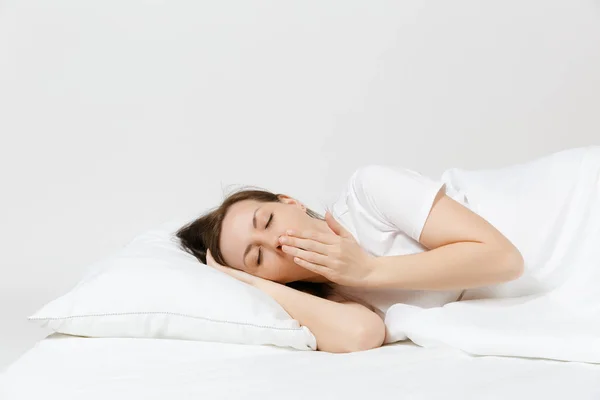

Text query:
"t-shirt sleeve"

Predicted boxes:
[[349, 164, 446, 242]]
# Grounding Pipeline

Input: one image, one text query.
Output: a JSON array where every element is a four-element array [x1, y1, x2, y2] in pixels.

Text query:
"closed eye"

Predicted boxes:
[[257, 213, 274, 266], [266, 213, 273, 229]]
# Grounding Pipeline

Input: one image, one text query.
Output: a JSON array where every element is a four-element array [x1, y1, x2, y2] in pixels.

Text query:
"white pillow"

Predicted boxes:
[[28, 215, 317, 350]]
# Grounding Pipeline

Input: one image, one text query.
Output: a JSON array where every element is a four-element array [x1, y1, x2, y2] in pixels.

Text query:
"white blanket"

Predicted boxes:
[[3, 334, 600, 399], [386, 146, 600, 363]]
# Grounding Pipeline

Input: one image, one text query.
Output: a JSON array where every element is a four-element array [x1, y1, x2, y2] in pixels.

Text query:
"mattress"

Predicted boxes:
[[1, 334, 599, 399]]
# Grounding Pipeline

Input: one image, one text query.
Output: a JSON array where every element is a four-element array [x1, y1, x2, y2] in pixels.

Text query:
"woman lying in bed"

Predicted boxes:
[[173, 150, 551, 353]]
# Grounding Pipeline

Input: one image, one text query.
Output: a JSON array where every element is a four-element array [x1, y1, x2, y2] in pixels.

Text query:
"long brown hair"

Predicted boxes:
[[175, 186, 332, 298]]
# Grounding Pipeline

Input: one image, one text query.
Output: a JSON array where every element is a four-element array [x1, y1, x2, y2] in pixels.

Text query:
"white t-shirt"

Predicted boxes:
[[329, 146, 600, 315], [329, 164, 469, 315]]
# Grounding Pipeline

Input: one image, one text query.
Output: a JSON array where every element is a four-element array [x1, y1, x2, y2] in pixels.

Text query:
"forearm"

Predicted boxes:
[[252, 279, 385, 353], [369, 242, 524, 290]]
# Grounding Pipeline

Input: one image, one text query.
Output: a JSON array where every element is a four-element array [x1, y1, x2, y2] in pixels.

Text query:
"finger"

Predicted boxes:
[[205, 250, 219, 268], [212, 266, 252, 284], [292, 256, 330, 277], [280, 236, 329, 255], [285, 229, 338, 245], [211, 263, 244, 279], [210, 263, 228, 273], [325, 210, 351, 238], [206, 248, 214, 259], [282, 245, 329, 266]]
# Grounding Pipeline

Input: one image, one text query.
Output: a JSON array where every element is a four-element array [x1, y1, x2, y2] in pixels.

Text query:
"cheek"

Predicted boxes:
[[260, 256, 295, 282], [281, 261, 313, 282]]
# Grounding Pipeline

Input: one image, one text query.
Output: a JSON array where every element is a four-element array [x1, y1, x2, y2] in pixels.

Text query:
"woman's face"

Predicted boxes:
[[219, 196, 330, 283]]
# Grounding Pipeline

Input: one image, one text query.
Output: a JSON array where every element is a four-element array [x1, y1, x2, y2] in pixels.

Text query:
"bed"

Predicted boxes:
[[2, 334, 599, 399]]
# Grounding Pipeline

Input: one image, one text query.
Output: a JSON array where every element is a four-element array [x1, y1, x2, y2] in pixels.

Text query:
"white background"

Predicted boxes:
[[1, 0, 599, 370]]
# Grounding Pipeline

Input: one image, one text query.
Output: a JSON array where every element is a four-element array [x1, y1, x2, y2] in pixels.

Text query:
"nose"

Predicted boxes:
[[272, 233, 284, 250], [256, 230, 284, 251]]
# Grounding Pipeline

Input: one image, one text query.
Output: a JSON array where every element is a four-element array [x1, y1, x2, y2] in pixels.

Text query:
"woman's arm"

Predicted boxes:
[[281, 191, 524, 290], [368, 192, 525, 290], [369, 242, 523, 290], [206, 250, 385, 353], [253, 278, 386, 353]]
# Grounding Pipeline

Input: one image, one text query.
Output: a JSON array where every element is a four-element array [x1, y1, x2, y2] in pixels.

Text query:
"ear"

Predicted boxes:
[[277, 194, 306, 211]]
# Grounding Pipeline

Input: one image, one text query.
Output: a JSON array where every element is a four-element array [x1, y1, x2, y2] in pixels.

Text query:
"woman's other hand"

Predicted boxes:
[[208, 249, 384, 353], [280, 211, 378, 287], [206, 249, 259, 286]]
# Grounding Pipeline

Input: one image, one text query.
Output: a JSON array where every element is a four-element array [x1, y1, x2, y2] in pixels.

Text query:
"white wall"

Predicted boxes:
[[1, 0, 599, 367]]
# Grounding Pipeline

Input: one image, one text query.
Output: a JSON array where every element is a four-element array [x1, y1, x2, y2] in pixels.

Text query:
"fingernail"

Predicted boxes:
[[287, 230, 294, 235], [279, 236, 287, 243]]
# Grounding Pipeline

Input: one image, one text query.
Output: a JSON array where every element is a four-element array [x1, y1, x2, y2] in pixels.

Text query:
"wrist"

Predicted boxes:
[[365, 256, 385, 288]]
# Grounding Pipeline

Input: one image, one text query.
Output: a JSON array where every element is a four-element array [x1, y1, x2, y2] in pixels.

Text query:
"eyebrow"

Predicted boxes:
[[242, 206, 260, 268]]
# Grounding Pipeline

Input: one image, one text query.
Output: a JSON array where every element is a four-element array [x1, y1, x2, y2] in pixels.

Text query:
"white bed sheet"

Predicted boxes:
[[1, 334, 599, 400]]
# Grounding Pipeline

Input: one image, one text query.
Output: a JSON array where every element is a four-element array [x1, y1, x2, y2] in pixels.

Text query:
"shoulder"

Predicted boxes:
[[350, 164, 424, 184], [347, 164, 429, 198], [349, 164, 394, 184], [344, 164, 448, 241]]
